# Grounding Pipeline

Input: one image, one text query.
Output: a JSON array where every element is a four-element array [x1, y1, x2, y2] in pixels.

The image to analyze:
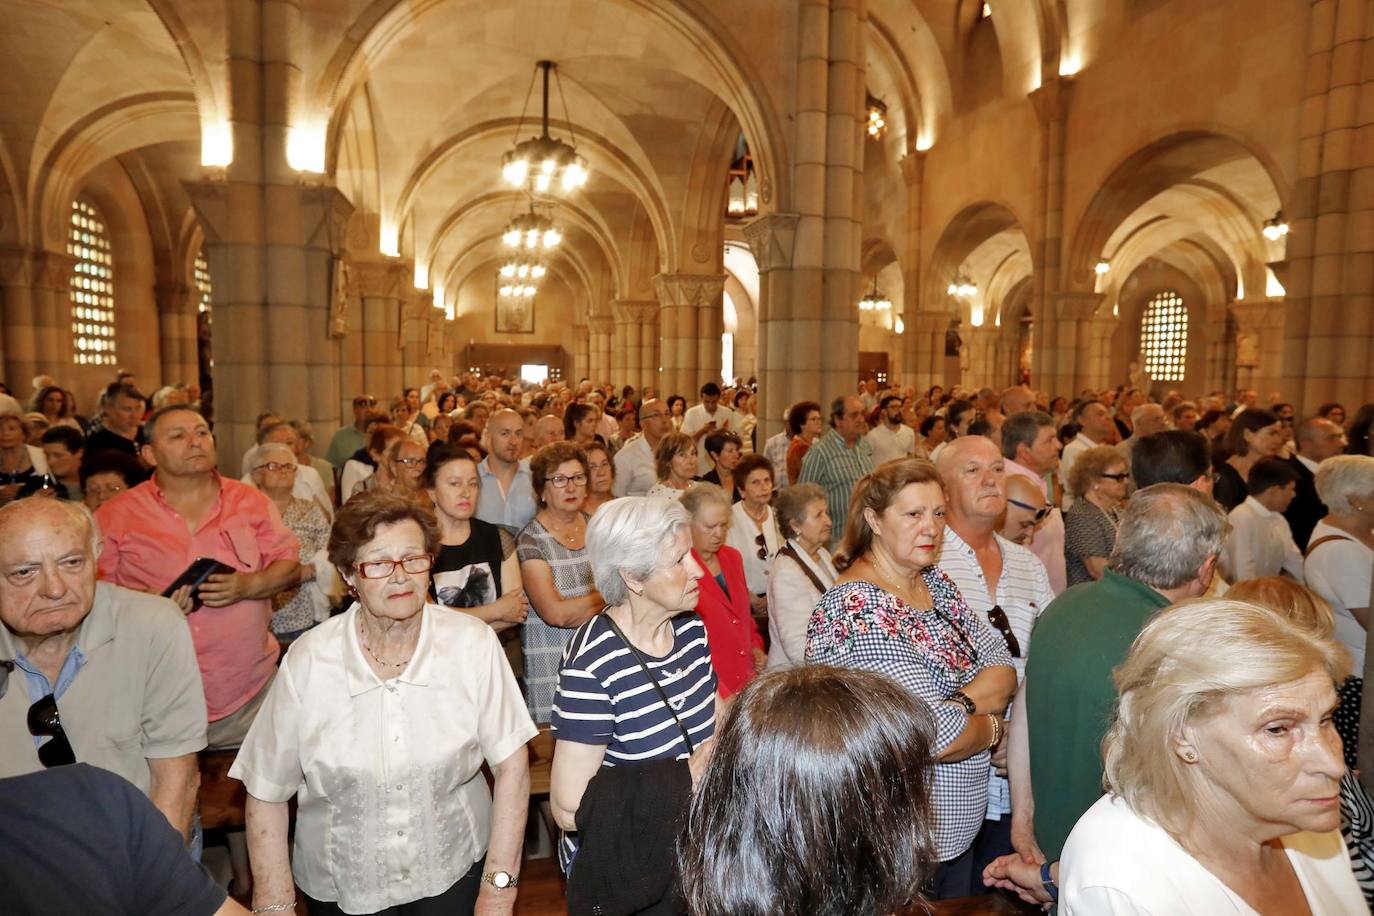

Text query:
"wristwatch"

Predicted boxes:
[[1041, 861, 1058, 902], [483, 870, 519, 890], [948, 690, 977, 715]]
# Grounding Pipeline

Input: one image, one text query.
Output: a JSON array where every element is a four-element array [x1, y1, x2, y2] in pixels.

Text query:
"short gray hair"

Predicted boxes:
[[1110, 484, 1226, 589], [680, 481, 731, 518], [1000, 411, 1053, 461], [774, 483, 827, 539], [245, 442, 296, 476], [586, 497, 693, 606], [1314, 455, 1374, 514]]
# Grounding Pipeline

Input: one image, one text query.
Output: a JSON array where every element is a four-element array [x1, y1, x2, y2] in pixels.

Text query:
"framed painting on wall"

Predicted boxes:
[[495, 277, 536, 334]]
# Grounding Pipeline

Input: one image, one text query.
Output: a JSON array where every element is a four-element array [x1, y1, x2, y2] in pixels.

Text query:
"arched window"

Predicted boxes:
[[1140, 290, 1188, 382], [194, 249, 213, 313], [68, 198, 116, 366]]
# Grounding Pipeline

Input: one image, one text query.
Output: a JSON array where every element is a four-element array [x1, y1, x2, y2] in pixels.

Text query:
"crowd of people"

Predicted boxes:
[[1, 365, 1373, 915]]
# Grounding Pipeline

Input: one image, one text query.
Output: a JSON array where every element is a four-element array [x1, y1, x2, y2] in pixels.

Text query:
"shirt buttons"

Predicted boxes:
[[397, 829, 405, 837]]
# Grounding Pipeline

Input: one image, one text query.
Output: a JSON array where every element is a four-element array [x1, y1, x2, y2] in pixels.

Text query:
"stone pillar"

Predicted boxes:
[[588, 314, 613, 385], [351, 259, 409, 404], [571, 323, 589, 383], [611, 302, 638, 389], [900, 152, 926, 388], [1231, 298, 1286, 398], [613, 300, 659, 391], [0, 248, 75, 389], [907, 311, 948, 394], [652, 273, 726, 398], [1028, 77, 1074, 396], [962, 325, 999, 388], [156, 281, 199, 387], [1051, 292, 1103, 395], [743, 212, 800, 443]]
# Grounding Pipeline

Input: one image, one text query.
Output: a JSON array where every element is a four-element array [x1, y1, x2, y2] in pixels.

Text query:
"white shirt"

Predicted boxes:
[[1059, 433, 1100, 510], [726, 501, 781, 595], [229, 604, 537, 914], [1062, 794, 1365, 915], [937, 525, 1054, 818], [339, 458, 374, 502], [1221, 496, 1304, 584], [241, 463, 333, 520], [611, 433, 656, 497], [645, 482, 687, 502], [766, 539, 837, 668], [1305, 520, 1373, 669], [866, 422, 916, 466], [681, 403, 737, 474], [763, 430, 791, 488]]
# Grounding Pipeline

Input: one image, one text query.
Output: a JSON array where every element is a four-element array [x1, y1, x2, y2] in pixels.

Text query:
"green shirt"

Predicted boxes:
[[1024, 568, 1170, 862], [325, 425, 366, 469]]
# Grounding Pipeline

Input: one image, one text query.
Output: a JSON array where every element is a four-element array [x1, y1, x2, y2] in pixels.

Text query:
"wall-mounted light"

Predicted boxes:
[[865, 94, 888, 139], [895, 316, 905, 334], [286, 122, 326, 173], [379, 220, 400, 258], [947, 274, 976, 298], [201, 120, 233, 168], [1095, 259, 1110, 276], [1262, 211, 1289, 241]]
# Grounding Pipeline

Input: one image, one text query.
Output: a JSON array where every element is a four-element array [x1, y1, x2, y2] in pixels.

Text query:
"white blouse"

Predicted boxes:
[[1062, 794, 1365, 915], [765, 538, 837, 668], [230, 603, 537, 913], [726, 501, 782, 596]]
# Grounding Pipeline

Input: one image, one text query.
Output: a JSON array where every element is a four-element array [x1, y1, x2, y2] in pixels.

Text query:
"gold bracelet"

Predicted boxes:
[[985, 714, 1003, 751]]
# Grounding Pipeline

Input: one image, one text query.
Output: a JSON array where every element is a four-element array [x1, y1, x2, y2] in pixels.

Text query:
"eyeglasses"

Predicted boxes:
[[254, 462, 296, 473], [1006, 497, 1052, 522], [987, 605, 1022, 658], [353, 397, 377, 407], [393, 457, 425, 467], [587, 461, 611, 471], [754, 532, 769, 561], [85, 483, 125, 499], [355, 554, 434, 579], [28, 693, 76, 768], [1100, 472, 1131, 482], [549, 473, 588, 488]]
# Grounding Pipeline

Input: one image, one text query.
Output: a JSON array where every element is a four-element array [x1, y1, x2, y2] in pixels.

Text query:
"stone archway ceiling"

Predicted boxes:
[[961, 227, 1032, 327]]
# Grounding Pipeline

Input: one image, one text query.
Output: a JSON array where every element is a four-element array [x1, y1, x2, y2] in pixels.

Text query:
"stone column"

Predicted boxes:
[[350, 259, 409, 403], [0, 248, 75, 388], [900, 152, 926, 388], [611, 302, 638, 388], [652, 273, 726, 398], [614, 300, 659, 391], [570, 323, 589, 383], [1028, 76, 1075, 396], [1051, 291, 1104, 394], [588, 314, 613, 385], [743, 212, 799, 443], [156, 281, 199, 387], [1231, 298, 1286, 399], [906, 311, 948, 394], [961, 325, 999, 388]]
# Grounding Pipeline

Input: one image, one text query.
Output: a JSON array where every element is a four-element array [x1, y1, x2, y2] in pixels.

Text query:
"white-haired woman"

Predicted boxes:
[[765, 482, 835, 668], [1305, 454, 1374, 769], [549, 497, 717, 891], [1059, 598, 1361, 914], [245, 442, 340, 643]]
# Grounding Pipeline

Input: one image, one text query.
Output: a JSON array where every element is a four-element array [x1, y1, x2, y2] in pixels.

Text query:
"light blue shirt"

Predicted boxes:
[[14, 644, 87, 749], [475, 456, 537, 535]]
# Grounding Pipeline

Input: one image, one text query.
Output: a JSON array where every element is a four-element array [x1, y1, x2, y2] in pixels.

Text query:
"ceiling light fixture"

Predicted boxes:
[[501, 60, 589, 195], [858, 277, 892, 311], [501, 207, 562, 252], [866, 94, 888, 139], [1095, 259, 1110, 275], [946, 273, 977, 298], [1262, 211, 1290, 241]]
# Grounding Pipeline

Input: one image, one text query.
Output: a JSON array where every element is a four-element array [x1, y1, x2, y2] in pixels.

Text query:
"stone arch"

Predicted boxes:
[[925, 200, 1034, 320]]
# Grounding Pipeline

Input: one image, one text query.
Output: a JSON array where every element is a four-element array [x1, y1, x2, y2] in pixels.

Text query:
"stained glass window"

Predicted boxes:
[[1140, 291, 1187, 382], [68, 198, 116, 366]]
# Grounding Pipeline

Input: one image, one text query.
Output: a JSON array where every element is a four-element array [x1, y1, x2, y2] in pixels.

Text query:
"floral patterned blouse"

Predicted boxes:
[[805, 569, 1013, 861]]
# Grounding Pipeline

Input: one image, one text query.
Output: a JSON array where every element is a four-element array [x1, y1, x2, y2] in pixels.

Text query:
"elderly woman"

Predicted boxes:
[[425, 442, 528, 632], [765, 483, 836, 667], [645, 431, 697, 501], [1058, 598, 1362, 913], [80, 448, 145, 511], [245, 442, 338, 643], [231, 491, 536, 915], [355, 436, 426, 503], [806, 459, 1015, 898], [699, 429, 744, 502], [1063, 445, 1130, 586], [0, 396, 49, 505], [1214, 408, 1286, 511], [724, 453, 780, 610], [517, 442, 604, 723], [684, 482, 766, 698], [784, 400, 823, 486], [680, 666, 938, 915], [549, 497, 717, 901], [1305, 454, 1374, 769], [581, 442, 616, 516]]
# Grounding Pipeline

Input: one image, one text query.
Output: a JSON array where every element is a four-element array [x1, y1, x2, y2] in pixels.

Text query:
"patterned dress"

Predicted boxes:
[[806, 570, 1013, 861], [270, 497, 331, 637], [516, 515, 596, 722]]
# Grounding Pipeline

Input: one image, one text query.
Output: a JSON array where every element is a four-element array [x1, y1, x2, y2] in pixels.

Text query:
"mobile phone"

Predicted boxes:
[[162, 557, 236, 611]]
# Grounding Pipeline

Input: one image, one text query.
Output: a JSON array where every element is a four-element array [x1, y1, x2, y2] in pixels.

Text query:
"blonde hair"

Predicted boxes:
[[1226, 577, 1336, 639], [1102, 598, 1350, 839]]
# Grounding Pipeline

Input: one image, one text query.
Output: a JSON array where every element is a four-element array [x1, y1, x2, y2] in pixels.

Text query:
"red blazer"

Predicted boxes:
[[692, 545, 764, 697]]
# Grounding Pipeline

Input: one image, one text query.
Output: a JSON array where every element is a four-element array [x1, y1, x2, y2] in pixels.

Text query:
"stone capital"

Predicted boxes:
[[352, 259, 410, 299], [652, 272, 727, 309], [742, 213, 800, 272], [612, 299, 659, 325], [0, 247, 76, 290], [1028, 75, 1075, 125], [1231, 299, 1285, 330], [1054, 291, 1104, 321], [589, 315, 615, 336]]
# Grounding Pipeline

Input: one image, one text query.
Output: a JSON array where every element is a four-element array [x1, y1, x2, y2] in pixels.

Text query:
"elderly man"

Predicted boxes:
[[799, 395, 874, 545], [476, 408, 537, 534], [1001, 411, 1066, 593], [0, 498, 206, 838], [1002, 474, 1048, 545], [989, 485, 1226, 904], [1000, 386, 1036, 417], [94, 405, 300, 750], [325, 394, 377, 470], [529, 414, 564, 451], [612, 398, 673, 497], [1060, 399, 1115, 508], [935, 437, 1055, 894], [866, 394, 916, 465], [1285, 417, 1347, 549], [85, 382, 145, 458]]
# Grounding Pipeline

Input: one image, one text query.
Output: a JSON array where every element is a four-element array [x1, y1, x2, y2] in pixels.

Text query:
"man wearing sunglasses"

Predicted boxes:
[[1002, 411, 1067, 594], [326, 393, 378, 470], [0, 497, 206, 840], [1001, 475, 1049, 546], [934, 436, 1056, 897]]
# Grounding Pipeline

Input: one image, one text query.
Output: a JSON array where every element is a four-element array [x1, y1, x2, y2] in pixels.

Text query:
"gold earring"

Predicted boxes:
[[1183, 750, 1198, 763]]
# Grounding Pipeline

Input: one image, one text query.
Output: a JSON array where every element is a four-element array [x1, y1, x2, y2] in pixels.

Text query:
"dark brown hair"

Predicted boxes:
[[328, 489, 440, 572], [653, 431, 696, 481], [530, 441, 589, 509], [733, 453, 774, 487]]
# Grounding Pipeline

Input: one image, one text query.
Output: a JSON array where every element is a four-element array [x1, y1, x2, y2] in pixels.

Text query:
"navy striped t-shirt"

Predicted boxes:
[[551, 612, 717, 870]]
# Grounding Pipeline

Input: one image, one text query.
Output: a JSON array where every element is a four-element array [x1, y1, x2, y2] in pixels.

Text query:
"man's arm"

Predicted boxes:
[[147, 753, 199, 840], [1007, 679, 1044, 863]]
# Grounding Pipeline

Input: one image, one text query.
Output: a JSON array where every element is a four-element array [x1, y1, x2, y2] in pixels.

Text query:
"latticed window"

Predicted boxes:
[[1140, 291, 1188, 382], [68, 198, 116, 366], [194, 249, 212, 313]]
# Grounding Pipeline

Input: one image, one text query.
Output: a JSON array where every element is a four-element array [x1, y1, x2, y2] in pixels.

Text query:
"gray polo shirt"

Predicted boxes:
[[0, 582, 207, 795]]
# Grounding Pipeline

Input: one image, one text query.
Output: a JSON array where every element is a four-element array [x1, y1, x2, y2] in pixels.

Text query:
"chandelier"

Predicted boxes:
[[1262, 211, 1289, 241], [499, 282, 537, 299], [501, 61, 589, 195], [501, 208, 562, 251], [858, 277, 892, 311], [499, 256, 547, 282], [865, 94, 888, 139], [947, 273, 976, 298]]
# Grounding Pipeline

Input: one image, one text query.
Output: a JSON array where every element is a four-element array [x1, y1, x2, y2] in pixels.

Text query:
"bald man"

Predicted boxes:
[[530, 414, 564, 450], [1002, 474, 1048, 546], [1000, 386, 1036, 417]]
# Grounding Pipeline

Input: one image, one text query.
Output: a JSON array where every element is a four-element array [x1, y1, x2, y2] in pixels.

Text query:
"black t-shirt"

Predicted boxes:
[[431, 518, 515, 609], [0, 764, 227, 916], [85, 427, 140, 458]]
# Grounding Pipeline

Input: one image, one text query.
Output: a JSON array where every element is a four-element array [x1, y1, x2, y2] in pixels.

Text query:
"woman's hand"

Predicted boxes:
[[687, 737, 716, 790], [475, 885, 516, 916], [493, 588, 530, 624], [748, 593, 768, 614]]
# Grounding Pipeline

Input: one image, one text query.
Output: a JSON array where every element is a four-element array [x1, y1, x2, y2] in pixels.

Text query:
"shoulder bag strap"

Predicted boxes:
[[600, 613, 696, 755], [1305, 533, 1354, 559], [779, 543, 828, 594]]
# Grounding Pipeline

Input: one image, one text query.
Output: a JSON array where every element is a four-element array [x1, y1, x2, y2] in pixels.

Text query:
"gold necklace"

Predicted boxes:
[[543, 512, 584, 548], [357, 619, 413, 669], [868, 553, 924, 606]]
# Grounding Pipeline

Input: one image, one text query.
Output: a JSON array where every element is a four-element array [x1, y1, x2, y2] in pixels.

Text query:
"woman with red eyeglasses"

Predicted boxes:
[[1063, 446, 1129, 586]]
